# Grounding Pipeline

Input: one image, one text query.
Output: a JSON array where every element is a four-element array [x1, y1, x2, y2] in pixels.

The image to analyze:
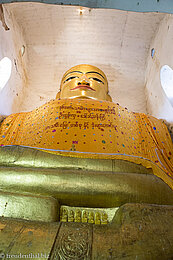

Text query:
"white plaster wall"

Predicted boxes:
[[0, 6, 27, 116], [4, 3, 164, 114], [145, 14, 173, 123]]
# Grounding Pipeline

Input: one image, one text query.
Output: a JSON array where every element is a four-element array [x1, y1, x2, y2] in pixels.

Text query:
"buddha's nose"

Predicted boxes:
[[78, 75, 90, 86]]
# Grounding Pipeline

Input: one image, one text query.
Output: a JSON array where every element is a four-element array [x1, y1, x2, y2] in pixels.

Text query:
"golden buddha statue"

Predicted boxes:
[[0, 64, 172, 259]]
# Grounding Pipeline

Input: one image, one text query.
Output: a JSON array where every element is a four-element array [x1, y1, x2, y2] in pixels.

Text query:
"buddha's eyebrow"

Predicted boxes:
[[86, 71, 105, 80], [63, 71, 83, 79]]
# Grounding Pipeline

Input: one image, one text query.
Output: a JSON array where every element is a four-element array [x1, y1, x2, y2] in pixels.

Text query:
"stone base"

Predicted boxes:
[[0, 203, 172, 259]]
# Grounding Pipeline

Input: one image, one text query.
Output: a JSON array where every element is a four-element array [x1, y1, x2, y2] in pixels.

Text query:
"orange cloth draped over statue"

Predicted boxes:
[[0, 99, 173, 189]]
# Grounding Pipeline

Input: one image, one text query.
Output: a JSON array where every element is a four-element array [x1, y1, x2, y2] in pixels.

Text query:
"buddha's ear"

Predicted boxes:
[[106, 93, 112, 102], [56, 91, 61, 99]]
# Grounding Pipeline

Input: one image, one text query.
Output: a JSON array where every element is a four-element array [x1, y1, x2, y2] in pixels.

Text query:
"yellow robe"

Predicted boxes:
[[0, 99, 173, 189]]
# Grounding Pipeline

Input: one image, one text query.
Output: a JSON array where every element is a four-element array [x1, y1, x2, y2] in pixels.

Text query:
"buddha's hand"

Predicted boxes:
[[161, 119, 173, 143]]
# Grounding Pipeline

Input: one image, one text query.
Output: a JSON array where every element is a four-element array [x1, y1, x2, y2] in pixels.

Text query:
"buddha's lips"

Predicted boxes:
[[71, 85, 96, 91]]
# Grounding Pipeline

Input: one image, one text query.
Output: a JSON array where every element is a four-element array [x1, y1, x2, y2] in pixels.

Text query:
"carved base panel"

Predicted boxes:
[[50, 223, 92, 260]]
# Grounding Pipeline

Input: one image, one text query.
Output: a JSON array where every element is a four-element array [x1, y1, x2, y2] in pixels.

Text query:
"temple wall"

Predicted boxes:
[[145, 14, 173, 123], [0, 6, 27, 116]]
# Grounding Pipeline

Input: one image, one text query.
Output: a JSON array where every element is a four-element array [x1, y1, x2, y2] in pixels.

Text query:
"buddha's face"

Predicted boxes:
[[59, 64, 111, 101]]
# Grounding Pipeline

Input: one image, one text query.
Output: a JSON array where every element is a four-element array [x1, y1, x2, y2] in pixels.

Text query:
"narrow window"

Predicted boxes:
[[160, 65, 173, 106], [0, 57, 12, 91]]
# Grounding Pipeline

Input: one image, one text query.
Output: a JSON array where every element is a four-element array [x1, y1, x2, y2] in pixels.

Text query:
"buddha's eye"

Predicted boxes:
[[89, 77, 104, 84], [64, 76, 79, 83]]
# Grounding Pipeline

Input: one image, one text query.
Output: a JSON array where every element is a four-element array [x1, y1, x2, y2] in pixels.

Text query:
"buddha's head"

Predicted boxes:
[[57, 64, 112, 101]]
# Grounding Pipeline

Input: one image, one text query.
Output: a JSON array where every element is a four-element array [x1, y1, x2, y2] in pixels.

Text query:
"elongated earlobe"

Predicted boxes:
[[56, 92, 60, 99], [106, 94, 112, 102]]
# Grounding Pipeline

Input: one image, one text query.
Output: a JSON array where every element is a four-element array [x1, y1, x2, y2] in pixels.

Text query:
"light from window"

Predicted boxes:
[[160, 65, 173, 106], [0, 57, 12, 91]]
